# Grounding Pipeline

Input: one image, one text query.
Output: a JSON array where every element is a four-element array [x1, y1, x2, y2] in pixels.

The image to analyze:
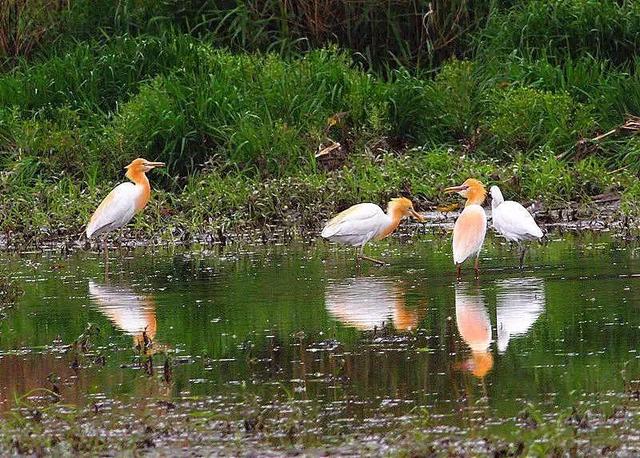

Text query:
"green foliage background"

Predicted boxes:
[[1, 0, 639, 242]]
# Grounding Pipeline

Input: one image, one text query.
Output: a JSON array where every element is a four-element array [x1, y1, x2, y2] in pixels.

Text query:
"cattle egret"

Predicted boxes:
[[321, 197, 424, 265], [455, 284, 493, 378], [86, 158, 165, 243], [444, 179, 487, 278], [490, 185, 543, 268], [325, 277, 419, 331], [496, 277, 545, 354]]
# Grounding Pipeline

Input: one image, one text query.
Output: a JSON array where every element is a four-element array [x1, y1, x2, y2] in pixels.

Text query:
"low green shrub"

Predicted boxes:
[[479, 0, 640, 66], [514, 152, 617, 203], [486, 86, 595, 154], [425, 60, 483, 141]]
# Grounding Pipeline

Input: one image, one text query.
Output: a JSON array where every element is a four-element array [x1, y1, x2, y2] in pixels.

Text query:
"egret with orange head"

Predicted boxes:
[[86, 158, 165, 245], [321, 197, 424, 265], [444, 178, 487, 279]]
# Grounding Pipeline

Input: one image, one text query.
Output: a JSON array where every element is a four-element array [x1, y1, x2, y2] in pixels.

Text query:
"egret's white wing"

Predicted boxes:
[[321, 203, 386, 245], [493, 201, 542, 241], [86, 182, 139, 238]]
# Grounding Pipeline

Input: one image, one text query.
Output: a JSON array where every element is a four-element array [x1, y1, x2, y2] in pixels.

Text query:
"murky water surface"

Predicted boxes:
[[2, 233, 640, 440]]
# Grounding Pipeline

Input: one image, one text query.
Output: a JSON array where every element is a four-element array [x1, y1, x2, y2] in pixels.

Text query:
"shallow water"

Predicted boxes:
[[1, 232, 640, 440]]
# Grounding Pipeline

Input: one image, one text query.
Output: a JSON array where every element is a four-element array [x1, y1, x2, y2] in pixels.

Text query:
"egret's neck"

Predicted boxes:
[[126, 168, 151, 210], [490, 188, 504, 210], [375, 206, 404, 240], [465, 187, 486, 207]]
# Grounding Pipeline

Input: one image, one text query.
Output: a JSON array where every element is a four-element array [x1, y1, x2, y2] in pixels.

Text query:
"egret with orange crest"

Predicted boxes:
[[444, 179, 487, 279], [321, 197, 425, 265], [86, 158, 165, 246]]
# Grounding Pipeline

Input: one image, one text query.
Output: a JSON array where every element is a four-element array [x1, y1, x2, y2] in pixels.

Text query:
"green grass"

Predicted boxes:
[[479, 0, 640, 66], [0, 147, 630, 246], [2, 38, 639, 178], [1, 1, 640, 245]]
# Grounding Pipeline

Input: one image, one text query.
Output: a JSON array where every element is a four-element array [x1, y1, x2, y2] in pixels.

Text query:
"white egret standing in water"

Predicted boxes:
[[489, 185, 543, 268], [444, 179, 487, 279], [321, 197, 424, 265]]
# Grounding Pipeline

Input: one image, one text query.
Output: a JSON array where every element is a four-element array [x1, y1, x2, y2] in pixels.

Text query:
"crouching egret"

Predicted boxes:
[[321, 197, 424, 265], [86, 158, 165, 244], [490, 185, 543, 268], [444, 179, 487, 279]]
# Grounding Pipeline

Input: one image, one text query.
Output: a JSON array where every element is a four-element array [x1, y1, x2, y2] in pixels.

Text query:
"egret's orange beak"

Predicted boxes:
[[444, 184, 468, 194], [409, 209, 426, 222]]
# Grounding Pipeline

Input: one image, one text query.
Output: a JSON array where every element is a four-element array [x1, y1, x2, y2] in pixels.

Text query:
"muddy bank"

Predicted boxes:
[[0, 198, 634, 253], [4, 396, 639, 456]]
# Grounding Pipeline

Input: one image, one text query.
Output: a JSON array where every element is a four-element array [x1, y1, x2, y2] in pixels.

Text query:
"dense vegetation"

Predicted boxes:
[[1, 0, 640, 244]]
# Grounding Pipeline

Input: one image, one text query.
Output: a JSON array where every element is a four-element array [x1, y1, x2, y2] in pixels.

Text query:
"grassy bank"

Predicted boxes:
[[1, 147, 633, 247], [1, 1, 640, 246]]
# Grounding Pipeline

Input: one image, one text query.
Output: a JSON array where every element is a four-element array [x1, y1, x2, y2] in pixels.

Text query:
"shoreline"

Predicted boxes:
[[0, 198, 633, 253]]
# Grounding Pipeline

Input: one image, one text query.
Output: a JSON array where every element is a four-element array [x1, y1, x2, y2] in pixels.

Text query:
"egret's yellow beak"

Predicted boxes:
[[409, 209, 426, 222], [125, 161, 166, 170], [444, 184, 468, 194]]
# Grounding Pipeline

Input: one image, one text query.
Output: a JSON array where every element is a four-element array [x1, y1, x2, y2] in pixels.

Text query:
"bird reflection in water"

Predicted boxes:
[[325, 277, 420, 331], [496, 277, 545, 354], [88, 281, 158, 352], [88, 281, 173, 399], [454, 283, 493, 378]]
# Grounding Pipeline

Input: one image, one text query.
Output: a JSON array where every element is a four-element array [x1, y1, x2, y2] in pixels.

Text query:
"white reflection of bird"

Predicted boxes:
[[325, 277, 418, 331], [495, 277, 545, 354], [88, 281, 157, 347]]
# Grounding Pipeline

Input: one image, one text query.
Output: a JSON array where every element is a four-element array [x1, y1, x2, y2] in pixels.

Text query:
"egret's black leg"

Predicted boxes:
[[359, 245, 385, 265], [103, 237, 110, 277], [519, 245, 527, 269]]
